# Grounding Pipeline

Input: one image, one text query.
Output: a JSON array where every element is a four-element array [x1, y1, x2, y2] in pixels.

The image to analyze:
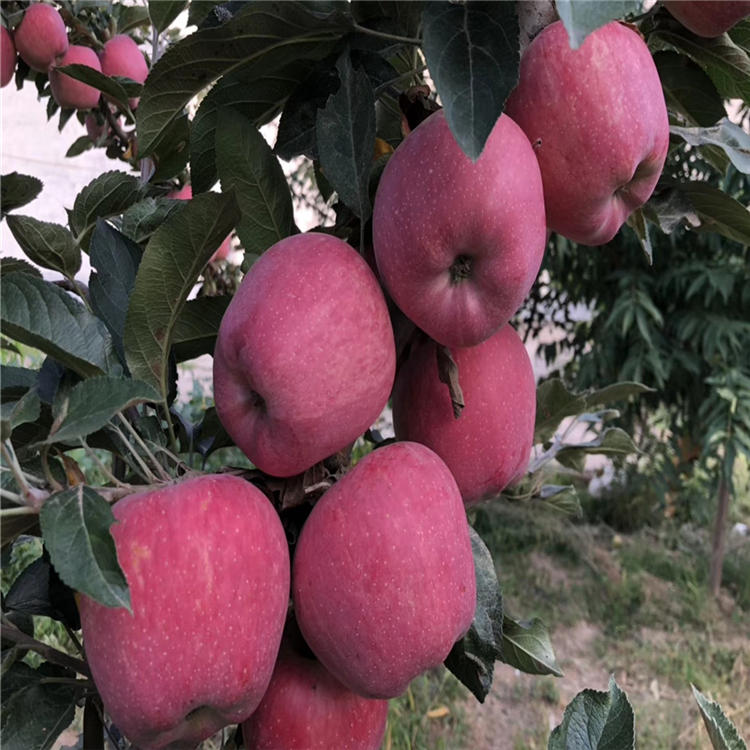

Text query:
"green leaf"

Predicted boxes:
[[188, 0, 225, 27], [692, 685, 748, 750], [0, 274, 118, 379], [172, 295, 231, 362], [116, 4, 152, 33], [317, 51, 376, 220], [1, 671, 79, 750], [535, 379, 587, 445], [650, 20, 750, 107], [41, 377, 159, 445], [625, 208, 653, 265], [191, 60, 309, 193], [1, 389, 41, 442], [6, 216, 81, 278], [556, 1, 640, 49], [548, 676, 635, 750], [136, 1, 352, 156], [70, 172, 144, 251], [655, 51, 726, 128], [670, 119, 750, 174], [540, 484, 582, 517], [555, 427, 639, 466], [149, 0, 188, 32], [0, 258, 42, 278], [149, 113, 191, 183], [676, 179, 750, 245], [1, 173, 44, 217], [499, 614, 563, 677], [216, 108, 294, 257], [351, 0, 424, 39], [444, 527, 503, 702], [422, 0, 519, 161], [89, 220, 144, 365], [586, 381, 654, 408], [53, 64, 138, 113], [123, 191, 240, 397], [1, 366, 38, 401], [66, 135, 94, 158], [40, 485, 131, 611], [120, 197, 185, 245], [276, 50, 398, 162]]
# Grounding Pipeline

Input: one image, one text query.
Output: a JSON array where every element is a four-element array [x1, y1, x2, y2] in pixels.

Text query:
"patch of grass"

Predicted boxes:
[[385, 668, 467, 750], [586, 572, 647, 636]]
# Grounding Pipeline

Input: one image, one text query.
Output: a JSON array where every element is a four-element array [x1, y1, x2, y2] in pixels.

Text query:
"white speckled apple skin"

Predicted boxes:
[[372, 109, 546, 349], [213, 233, 396, 478], [393, 325, 536, 506], [242, 648, 388, 750], [79, 475, 290, 750], [505, 21, 669, 246], [293, 442, 476, 699]]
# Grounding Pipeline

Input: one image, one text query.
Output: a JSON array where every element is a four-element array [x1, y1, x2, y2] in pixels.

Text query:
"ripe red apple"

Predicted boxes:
[[664, 1, 750, 37], [242, 647, 388, 750], [372, 109, 546, 349], [213, 233, 396, 478], [167, 183, 232, 262], [78, 474, 290, 750], [393, 325, 536, 506], [505, 21, 669, 246], [293, 442, 476, 698], [14, 2, 68, 72], [1, 26, 16, 88], [99, 34, 148, 109], [49, 45, 101, 110]]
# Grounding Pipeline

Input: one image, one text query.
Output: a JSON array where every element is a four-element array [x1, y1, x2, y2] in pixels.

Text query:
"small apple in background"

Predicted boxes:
[[167, 183, 233, 262], [214, 233, 396, 478], [99, 34, 148, 109], [14, 2, 68, 72], [372, 109, 546, 349], [242, 644, 388, 750], [664, 0, 750, 37], [393, 325, 536, 506], [1, 26, 16, 88], [293, 442, 476, 699], [78, 474, 291, 750], [49, 45, 101, 110], [505, 21, 669, 246]]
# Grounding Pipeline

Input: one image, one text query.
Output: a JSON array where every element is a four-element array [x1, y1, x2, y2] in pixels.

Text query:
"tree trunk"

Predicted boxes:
[[709, 473, 731, 598]]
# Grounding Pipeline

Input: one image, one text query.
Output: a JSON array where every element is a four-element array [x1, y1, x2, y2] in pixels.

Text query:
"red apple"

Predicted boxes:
[[664, 1, 750, 37], [242, 647, 388, 750], [213, 233, 396, 478], [393, 325, 536, 506], [505, 21, 669, 246], [14, 2, 68, 72], [49, 45, 101, 110], [372, 109, 546, 349], [99, 34, 148, 109], [79, 474, 290, 750], [1, 26, 16, 88], [167, 183, 232, 262], [293, 442, 476, 698]]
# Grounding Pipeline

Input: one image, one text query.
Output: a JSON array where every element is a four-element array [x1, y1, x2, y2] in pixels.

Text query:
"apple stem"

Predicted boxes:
[[1, 440, 33, 502], [436, 345, 465, 419]]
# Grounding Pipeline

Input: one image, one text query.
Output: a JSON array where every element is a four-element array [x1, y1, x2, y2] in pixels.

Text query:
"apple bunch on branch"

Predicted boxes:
[[2, 1, 750, 749]]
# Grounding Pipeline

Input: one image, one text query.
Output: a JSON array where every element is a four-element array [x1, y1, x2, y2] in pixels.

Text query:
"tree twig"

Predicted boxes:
[[0, 623, 92, 678]]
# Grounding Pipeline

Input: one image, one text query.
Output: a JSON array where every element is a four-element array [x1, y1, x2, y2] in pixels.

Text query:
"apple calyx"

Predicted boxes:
[[449, 254, 473, 284]]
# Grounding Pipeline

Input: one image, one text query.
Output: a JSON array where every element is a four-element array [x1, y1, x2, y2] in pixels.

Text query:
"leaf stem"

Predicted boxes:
[[1, 441, 32, 501], [116, 412, 171, 482], [0, 622, 92, 678], [110, 422, 159, 484], [0, 503, 38, 516], [352, 22, 422, 46], [80, 439, 131, 489]]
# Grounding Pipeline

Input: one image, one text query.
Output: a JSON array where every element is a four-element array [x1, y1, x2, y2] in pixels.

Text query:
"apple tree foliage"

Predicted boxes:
[[1, 1, 749, 749]]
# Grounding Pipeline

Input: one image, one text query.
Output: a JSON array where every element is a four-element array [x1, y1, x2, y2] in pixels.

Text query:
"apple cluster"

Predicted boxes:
[[47, 7, 749, 750], [1, 2, 148, 112]]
